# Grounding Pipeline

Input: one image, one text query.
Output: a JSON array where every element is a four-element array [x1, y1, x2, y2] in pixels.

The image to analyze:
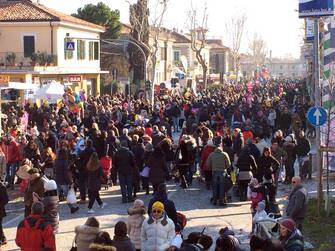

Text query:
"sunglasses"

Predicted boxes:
[[152, 210, 163, 214]]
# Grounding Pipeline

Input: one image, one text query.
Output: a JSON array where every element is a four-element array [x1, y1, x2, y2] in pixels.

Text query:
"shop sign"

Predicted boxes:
[[68, 75, 82, 82]]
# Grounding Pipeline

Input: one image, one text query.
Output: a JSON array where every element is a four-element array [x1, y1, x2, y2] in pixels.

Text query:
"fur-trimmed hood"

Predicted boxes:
[[89, 243, 116, 251], [128, 206, 146, 216], [75, 224, 100, 238]]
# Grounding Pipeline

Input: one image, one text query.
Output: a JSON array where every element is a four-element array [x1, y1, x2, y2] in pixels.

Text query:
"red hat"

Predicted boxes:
[[280, 218, 296, 232]]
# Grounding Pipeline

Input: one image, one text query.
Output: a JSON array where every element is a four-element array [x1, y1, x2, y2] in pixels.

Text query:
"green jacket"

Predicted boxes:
[[206, 147, 231, 172]]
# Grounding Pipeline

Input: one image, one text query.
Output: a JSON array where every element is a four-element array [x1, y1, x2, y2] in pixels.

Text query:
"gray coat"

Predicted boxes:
[[286, 185, 308, 220]]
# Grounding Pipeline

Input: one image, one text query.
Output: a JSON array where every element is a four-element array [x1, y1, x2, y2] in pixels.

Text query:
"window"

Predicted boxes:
[[64, 38, 73, 60], [23, 36, 35, 58], [77, 39, 85, 60], [89, 41, 99, 60], [173, 51, 180, 62]]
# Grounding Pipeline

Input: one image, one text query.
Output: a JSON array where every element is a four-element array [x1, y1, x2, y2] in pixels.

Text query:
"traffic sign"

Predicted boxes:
[[307, 106, 327, 127], [65, 41, 75, 51]]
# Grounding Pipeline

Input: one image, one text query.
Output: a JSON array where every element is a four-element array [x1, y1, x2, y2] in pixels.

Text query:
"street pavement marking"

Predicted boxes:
[[3, 214, 23, 228]]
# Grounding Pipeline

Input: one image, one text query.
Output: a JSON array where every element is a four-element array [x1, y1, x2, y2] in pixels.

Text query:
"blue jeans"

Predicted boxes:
[[119, 175, 133, 201], [212, 171, 225, 201], [57, 184, 69, 198], [6, 162, 17, 186], [172, 116, 179, 132]]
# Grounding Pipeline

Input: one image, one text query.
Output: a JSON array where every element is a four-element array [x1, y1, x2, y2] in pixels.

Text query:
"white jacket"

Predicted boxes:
[[141, 214, 175, 251]]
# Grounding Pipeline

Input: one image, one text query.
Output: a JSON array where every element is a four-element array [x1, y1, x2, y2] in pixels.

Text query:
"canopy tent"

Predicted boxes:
[[33, 81, 65, 101]]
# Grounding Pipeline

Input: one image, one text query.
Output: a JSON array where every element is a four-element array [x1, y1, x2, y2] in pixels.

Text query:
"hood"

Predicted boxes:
[[128, 206, 146, 216], [89, 243, 116, 251], [75, 225, 100, 237]]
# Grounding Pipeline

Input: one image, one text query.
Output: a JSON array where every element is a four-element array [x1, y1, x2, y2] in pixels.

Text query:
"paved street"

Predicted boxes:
[[3, 179, 253, 251]]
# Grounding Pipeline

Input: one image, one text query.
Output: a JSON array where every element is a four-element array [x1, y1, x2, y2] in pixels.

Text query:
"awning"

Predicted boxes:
[[0, 82, 38, 90]]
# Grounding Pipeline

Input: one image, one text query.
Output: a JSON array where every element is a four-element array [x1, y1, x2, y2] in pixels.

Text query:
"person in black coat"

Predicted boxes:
[[0, 181, 8, 245], [148, 147, 168, 192], [147, 183, 178, 226], [78, 139, 96, 203], [114, 141, 138, 203], [86, 152, 106, 213], [257, 147, 280, 183], [42, 179, 60, 233]]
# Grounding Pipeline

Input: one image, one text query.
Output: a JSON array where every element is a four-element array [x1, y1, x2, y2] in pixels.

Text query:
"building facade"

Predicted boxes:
[[0, 0, 105, 99]]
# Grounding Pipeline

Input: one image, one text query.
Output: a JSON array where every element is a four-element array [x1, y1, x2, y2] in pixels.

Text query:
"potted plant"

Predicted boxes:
[[30, 52, 38, 66], [47, 54, 55, 66], [38, 52, 48, 67], [6, 52, 16, 66]]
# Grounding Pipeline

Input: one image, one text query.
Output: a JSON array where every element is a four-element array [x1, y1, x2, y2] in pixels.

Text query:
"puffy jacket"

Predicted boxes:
[[206, 148, 231, 172], [141, 214, 175, 251], [75, 224, 100, 251], [148, 192, 178, 225], [43, 190, 59, 234], [127, 206, 146, 249], [16, 214, 56, 251]]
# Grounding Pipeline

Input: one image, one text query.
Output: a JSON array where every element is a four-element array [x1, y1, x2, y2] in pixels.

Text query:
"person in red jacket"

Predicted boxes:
[[16, 201, 56, 251], [2, 135, 19, 189], [200, 139, 216, 190]]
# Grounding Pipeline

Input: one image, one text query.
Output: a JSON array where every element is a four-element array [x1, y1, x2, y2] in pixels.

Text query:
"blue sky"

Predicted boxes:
[[40, 0, 303, 58]]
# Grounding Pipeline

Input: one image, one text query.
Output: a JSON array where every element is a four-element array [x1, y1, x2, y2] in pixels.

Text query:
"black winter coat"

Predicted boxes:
[[257, 155, 280, 181], [54, 159, 71, 185], [87, 166, 105, 192], [43, 190, 59, 233], [148, 155, 168, 185], [0, 182, 9, 218], [114, 147, 137, 177]]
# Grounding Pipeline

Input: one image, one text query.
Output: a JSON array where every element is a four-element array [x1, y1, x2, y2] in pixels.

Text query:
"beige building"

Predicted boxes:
[[0, 0, 105, 98]]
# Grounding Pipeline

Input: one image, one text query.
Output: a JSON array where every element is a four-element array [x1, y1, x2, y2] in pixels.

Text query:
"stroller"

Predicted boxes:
[[100, 144, 112, 190], [254, 214, 281, 239]]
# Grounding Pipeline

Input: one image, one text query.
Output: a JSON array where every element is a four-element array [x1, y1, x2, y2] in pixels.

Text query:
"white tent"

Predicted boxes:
[[33, 81, 64, 101]]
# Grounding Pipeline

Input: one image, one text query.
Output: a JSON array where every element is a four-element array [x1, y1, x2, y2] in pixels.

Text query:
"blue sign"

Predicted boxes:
[[65, 41, 75, 51], [299, 0, 334, 18], [307, 106, 327, 127]]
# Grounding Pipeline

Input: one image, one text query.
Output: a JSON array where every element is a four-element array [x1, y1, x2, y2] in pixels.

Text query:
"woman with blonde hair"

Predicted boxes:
[[41, 147, 56, 178], [87, 152, 106, 214]]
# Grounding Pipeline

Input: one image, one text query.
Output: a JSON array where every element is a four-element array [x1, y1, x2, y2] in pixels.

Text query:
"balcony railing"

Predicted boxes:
[[0, 52, 57, 70]]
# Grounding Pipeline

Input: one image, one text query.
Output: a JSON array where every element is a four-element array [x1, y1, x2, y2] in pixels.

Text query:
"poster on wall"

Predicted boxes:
[[299, 0, 334, 18]]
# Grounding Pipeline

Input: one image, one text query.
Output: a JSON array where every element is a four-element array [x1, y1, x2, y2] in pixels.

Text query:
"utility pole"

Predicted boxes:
[[314, 18, 323, 215]]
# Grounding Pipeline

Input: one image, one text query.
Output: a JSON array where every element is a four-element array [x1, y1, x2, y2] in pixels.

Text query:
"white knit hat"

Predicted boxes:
[[44, 179, 57, 191]]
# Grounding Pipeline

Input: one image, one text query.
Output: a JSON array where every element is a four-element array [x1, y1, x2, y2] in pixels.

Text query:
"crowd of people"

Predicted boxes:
[[0, 78, 311, 250]]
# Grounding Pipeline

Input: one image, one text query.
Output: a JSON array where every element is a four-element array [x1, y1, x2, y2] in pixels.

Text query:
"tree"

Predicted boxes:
[[72, 2, 121, 39], [187, 2, 209, 90], [226, 13, 247, 78], [127, 0, 150, 85], [127, 0, 169, 103], [248, 33, 268, 71]]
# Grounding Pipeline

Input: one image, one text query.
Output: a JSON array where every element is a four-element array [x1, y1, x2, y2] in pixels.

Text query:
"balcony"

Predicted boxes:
[[0, 52, 57, 72]]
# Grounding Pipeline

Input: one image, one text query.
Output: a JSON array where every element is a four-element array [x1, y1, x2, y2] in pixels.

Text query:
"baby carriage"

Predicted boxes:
[[254, 214, 281, 240], [100, 144, 112, 190]]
